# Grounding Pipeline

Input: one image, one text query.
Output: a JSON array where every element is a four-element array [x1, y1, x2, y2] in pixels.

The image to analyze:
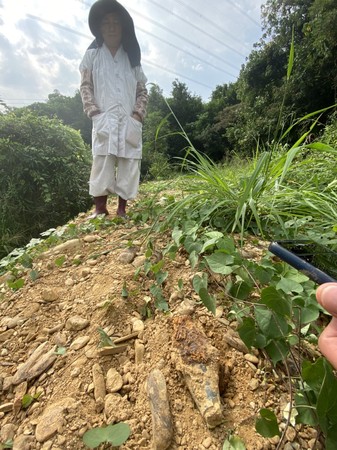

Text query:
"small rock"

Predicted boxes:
[[12, 434, 35, 450], [202, 437, 212, 449], [80, 268, 91, 278], [132, 319, 144, 332], [53, 239, 81, 254], [104, 393, 132, 422], [0, 423, 16, 442], [118, 247, 138, 264], [2, 316, 23, 329], [249, 379, 260, 391], [35, 397, 75, 443], [41, 289, 60, 302], [70, 336, 90, 350], [286, 426, 297, 442], [135, 340, 145, 365], [283, 444, 293, 450], [244, 354, 259, 365], [65, 316, 89, 331], [147, 369, 173, 450], [92, 363, 106, 410], [0, 329, 14, 343], [0, 402, 13, 413], [83, 235, 98, 243], [132, 255, 146, 268], [106, 368, 123, 393]]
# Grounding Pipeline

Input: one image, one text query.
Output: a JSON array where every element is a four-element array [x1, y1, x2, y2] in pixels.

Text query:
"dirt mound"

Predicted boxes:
[[0, 198, 322, 449]]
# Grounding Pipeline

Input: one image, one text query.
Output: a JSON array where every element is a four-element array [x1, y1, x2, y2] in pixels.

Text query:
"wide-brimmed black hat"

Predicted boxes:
[[88, 0, 141, 67]]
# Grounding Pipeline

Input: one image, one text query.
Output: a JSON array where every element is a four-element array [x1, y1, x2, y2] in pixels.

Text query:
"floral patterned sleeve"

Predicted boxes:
[[79, 68, 101, 118], [133, 81, 149, 123]]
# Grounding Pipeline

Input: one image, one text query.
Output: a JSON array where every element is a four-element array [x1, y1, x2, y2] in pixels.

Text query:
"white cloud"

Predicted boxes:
[[0, 0, 263, 106]]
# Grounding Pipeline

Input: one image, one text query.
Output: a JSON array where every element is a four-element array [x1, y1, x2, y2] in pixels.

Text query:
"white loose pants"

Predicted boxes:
[[89, 155, 141, 200]]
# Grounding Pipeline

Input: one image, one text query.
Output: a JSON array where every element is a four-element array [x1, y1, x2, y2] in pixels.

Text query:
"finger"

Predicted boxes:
[[316, 283, 337, 316], [318, 317, 337, 370]]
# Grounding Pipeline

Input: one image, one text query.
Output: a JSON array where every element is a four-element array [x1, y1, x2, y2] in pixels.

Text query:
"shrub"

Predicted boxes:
[[0, 111, 91, 257]]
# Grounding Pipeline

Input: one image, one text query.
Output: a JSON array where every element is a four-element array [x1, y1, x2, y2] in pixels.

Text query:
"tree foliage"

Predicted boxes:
[[0, 111, 91, 258]]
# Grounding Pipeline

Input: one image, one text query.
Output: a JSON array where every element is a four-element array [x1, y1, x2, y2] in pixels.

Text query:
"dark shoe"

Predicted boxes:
[[88, 196, 109, 219]]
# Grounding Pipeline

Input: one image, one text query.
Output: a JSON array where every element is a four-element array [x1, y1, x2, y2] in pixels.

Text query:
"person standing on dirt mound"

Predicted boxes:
[[79, 0, 148, 218]]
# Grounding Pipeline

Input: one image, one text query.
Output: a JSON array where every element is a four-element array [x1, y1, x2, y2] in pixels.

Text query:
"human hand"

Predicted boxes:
[[316, 282, 337, 369]]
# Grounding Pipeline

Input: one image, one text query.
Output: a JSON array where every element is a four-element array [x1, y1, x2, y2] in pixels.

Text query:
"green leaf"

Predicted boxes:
[[150, 285, 169, 311], [238, 317, 256, 349], [264, 339, 289, 365], [259, 286, 291, 316], [20, 253, 33, 268], [204, 253, 234, 274], [22, 394, 34, 409], [172, 227, 183, 245], [151, 260, 164, 274], [7, 278, 25, 291], [156, 271, 168, 285], [192, 273, 208, 293], [82, 423, 131, 448], [254, 306, 289, 339], [97, 328, 115, 348], [255, 409, 280, 438], [54, 346, 67, 355], [198, 287, 216, 315], [229, 281, 252, 300], [189, 250, 199, 268], [29, 269, 39, 281], [55, 255, 66, 267], [222, 435, 246, 450], [178, 279, 183, 290], [295, 391, 318, 426], [276, 277, 303, 294], [121, 282, 129, 298], [302, 359, 326, 393]]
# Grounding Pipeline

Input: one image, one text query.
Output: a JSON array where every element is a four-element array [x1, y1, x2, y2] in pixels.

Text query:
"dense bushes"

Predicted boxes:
[[0, 112, 92, 258]]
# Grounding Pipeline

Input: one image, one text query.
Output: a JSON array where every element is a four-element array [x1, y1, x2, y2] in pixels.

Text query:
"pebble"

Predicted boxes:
[[249, 379, 260, 391], [83, 235, 98, 243], [41, 289, 60, 302], [35, 397, 75, 443], [132, 319, 145, 332], [70, 336, 90, 350], [0, 423, 16, 442], [106, 368, 123, 393], [12, 435, 35, 450], [65, 316, 89, 331], [244, 354, 259, 365], [135, 340, 145, 365], [53, 239, 81, 253], [202, 437, 212, 448], [286, 427, 297, 442], [0, 329, 14, 343], [132, 255, 147, 268]]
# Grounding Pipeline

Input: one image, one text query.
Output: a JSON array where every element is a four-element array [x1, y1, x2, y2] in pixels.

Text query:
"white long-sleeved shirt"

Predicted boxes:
[[79, 44, 148, 159]]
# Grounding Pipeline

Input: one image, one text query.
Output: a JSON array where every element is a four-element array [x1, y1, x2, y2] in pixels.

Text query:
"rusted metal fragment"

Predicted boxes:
[[172, 315, 224, 428]]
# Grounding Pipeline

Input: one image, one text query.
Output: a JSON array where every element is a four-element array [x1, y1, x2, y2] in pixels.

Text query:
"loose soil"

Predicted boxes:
[[0, 196, 324, 450]]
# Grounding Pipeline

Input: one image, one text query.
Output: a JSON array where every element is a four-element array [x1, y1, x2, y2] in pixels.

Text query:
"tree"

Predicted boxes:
[[232, 0, 337, 152], [17, 90, 92, 145], [166, 80, 204, 159], [193, 83, 240, 160]]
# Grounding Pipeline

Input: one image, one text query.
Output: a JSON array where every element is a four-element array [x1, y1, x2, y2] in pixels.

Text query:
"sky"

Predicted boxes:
[[0, 0, 264, 108]]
